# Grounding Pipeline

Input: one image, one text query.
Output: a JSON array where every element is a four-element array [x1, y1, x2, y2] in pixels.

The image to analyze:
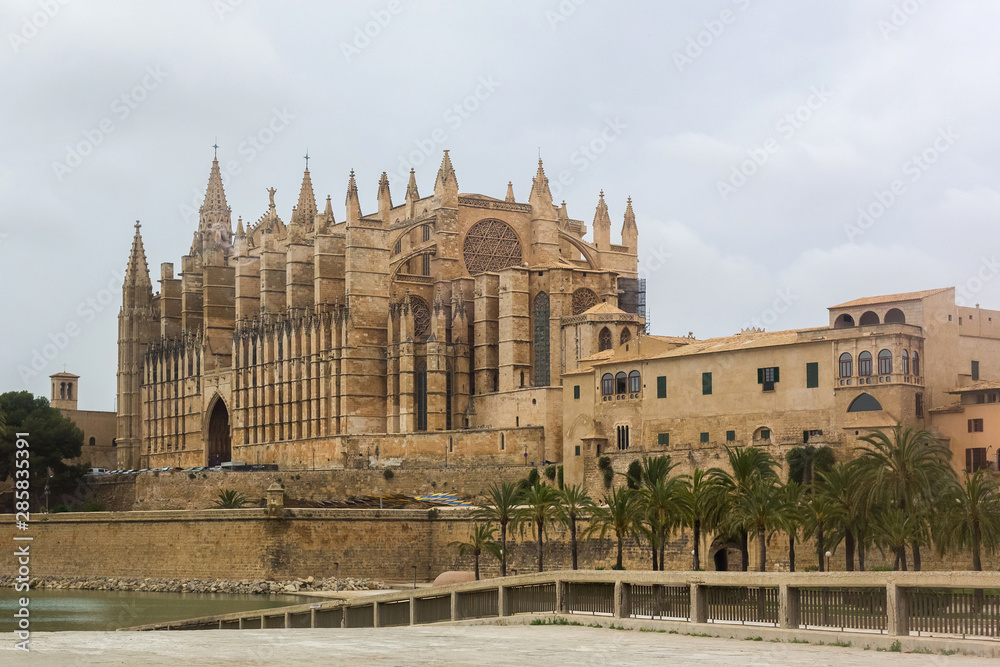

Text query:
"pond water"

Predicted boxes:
[[0, 587, 310, 632]]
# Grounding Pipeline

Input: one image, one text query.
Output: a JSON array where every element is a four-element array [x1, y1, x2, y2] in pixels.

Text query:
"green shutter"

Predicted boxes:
[[773, 367, 780, 383], [700, 432, 709, 443], [806, 362, 818, 388], [726, 430, 735, 442], [574, 385, 580, 399], [657, 433, 669, 446], [657, 376, 667, 399], [702, 372, 712, 395], [757, 368, 764, 384]]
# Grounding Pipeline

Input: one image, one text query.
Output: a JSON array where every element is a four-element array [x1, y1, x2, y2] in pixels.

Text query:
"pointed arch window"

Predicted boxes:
[[620, 328, 632, 345], [533, 292, 550, 386], [599, 327, 612, 351], [858, 351, 873, 376]]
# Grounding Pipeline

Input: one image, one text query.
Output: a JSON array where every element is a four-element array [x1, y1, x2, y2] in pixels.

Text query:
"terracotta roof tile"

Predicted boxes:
[[829, 288, 950, 309]]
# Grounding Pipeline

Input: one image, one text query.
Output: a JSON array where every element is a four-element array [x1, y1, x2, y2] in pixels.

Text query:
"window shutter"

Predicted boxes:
[[757, 368, 764, 384], [657, 376, 667, 399], [702, 372, 712, 395], [573, 385, 580, 400], [773, 367, 780, 382], [806, 362, 818, 388]]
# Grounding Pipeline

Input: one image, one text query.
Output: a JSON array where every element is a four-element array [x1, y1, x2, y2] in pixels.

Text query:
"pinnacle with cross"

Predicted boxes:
[[213, 140, 219, 159], [304, 150, 310, 169]]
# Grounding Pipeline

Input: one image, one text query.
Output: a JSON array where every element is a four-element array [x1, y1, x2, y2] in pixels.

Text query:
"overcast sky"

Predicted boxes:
[[2, 0, 998, 411]]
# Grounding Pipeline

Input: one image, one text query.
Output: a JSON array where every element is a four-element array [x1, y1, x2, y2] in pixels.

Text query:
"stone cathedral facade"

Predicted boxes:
[[117, 151, 644, 470]]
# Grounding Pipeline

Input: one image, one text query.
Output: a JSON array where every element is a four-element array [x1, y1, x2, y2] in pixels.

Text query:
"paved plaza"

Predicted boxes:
[[5, 626, 996, 666]]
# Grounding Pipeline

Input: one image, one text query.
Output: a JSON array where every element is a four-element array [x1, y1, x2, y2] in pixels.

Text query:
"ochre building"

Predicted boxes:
[[117, 152, 644, 469]]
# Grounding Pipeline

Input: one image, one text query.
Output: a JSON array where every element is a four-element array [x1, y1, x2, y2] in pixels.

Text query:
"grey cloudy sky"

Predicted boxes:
[[1, 0, 998, 411]]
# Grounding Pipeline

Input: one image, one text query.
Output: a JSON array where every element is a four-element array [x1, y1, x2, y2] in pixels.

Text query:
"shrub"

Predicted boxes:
[[602, 467, 614, 489], [383, 468, 394, 480], [544, 465, 556, 481], [557, 465, 564, 490], [79, 500, 105, 512], [626, 460, 642, 489], [188, 473, 196, 480], [213, 489, 251, 509], [427, 508, 439, 520], [597, 456, 612, 470]]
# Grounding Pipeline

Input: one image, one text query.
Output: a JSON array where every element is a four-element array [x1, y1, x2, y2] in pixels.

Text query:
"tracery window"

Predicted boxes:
[[462, 219, 522, 274], [620, 328, 632, 345], [411, 296, 431, 341], [599, 327, 612, 351], [572, 288, 600, 315]]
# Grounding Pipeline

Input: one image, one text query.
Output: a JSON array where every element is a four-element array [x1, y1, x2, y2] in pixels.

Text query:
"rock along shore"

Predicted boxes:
[[0, 575, 388, 595]]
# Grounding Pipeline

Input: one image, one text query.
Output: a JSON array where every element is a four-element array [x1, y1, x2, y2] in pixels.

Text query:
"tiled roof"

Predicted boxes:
[[830, 288, 950, 309], [644, 327, 828, 360], [948, 380, 1000, 394]]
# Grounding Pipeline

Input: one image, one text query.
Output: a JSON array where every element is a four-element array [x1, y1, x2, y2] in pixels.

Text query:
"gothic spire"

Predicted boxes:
[[235, 216, 245, 237], [406, 168, 420, 202], [345, 169, 361, 224], [201, 157, 229, 214], [529, 158, 555, 215], [593, 190, 611, 250], [291, 163, 318, 227], [506, 181, 515, 202], [125, 221, 151, 287], [434, 150, 459, 207], [621, 196, 638, 252]]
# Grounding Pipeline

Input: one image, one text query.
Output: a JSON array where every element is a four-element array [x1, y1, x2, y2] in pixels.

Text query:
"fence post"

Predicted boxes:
[[410, 596, 417, 626], [310, 608, 317, 629], [779, 584, 799, 629], [691, 584, 708, 624], [373, 601, 381, 628], [556, 580, 566, 613], [451, 591, 459, 622], [499, 585, 510, 617], [238, 617, 245, 630], [284, 611, 291, 629], [887, 584, 908, 637], [614, 581, 631, 618]]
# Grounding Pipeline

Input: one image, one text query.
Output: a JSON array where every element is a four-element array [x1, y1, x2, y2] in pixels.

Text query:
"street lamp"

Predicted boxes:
[[825, 550, 832, 572]]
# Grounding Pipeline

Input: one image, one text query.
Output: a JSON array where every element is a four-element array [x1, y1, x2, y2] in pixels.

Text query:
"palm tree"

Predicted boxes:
[[516, 482, 560, 572], [213, 489, 252, 508], [939, 470, 1000, 571], [681, 469, 719, 571], [474, 481, 522, 576], [817, 462, 865, 571], [555, 484, 595, 570], [450, 523, 501, 580], [803, 493, 844, 571], [710, 446, 779, 571], [856, 425, 954, 571], [640, 474, 689, 570], [586, 486, 641, 569], [872, 505, 921, 570], [729, 473, 783, 571], [776, 481, 805, 572]]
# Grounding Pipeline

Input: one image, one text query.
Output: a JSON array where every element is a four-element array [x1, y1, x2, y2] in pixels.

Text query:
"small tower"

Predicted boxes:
[[50, 371, 79, 411], [593, 190, 611, 251], [622, 196, 638, 253]]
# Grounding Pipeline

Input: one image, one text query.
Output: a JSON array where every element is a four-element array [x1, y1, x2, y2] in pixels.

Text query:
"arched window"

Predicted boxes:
[[67, 383, 73, 400], [884, 308, 906, 324], [839, 353, 853, 378], [901, 350, 909, 374], [60, 382, 66, 399], [847, 393, 883, 412], [628, 370, 641, 393], [601, 373, 614, 396], [599, 327, 612, 351], [617, 424, 630, 450], [416, 361, 428, 432], [912, 351, 920, 375], [89, 437, 95, 446], [615, 371, 627, 394], [878, 349, 892, 375], [533, 292, 550, 386], [859, 311, 880, 326], [422, 224, 431, 242], [620, 328, 632, 345], [858, 351, 873, 376], [834, 313, 855, 329]]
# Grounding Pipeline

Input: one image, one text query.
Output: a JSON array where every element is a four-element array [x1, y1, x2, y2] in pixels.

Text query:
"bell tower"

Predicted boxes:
[[50, 371, 79, 411]]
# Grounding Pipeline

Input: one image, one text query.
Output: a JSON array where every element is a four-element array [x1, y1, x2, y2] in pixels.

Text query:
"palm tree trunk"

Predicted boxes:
[[474, 552, 480, 580], [758, 526, 767, 572], [817, 522, 825, 572], [570, 516, 578, 570], [788, 534, 796, 572], [616, 532, 624, 570], [693, 520, 701, 571], [500, 521, 507, 577], [537, 518, 544, 572], [658, 527, 666, 572], [651, 539, 658, 571], [845, 529, 855, 572], [858, 540, 866, 571], [973, 530, 982, 571], [740, 531, 749, 572], [912, 543, 921, 571]]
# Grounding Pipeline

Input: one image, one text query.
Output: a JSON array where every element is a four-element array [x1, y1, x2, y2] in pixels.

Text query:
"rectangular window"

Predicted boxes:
[[617, 425, 630, 451], [760, 428, 771, 441], [657, 376, 667, 399], [803, 429, 823, 443], [421, 254, 431, 276], [700, 432, 709, 443], [657, 433, 669, 446], [573, 385, 580, 400], [806, 362, 819, 388], [978, 393, 986, 404], [575, 445, 580, 456], [702, 372, 712, 395], [966, 447, 988, 471], [726, 430, 735, 442], [968, 418, 984, 433], [972, 360, 980, 381], [915, 392, 923, 418], [757, 366, 779, 391]]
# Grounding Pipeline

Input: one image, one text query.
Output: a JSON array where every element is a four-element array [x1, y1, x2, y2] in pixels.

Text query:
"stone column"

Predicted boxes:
[[779, 584, 800, 629], [614, 580, 631, 619], [498, 585, 510, 617], [690, 584, 708, 624], [887, 583, 909, 637]]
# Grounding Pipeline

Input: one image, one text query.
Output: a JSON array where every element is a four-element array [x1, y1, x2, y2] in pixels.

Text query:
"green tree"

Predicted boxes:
[[555, 484, 595, 570], [785, 445, 835, 486], [729, 473, 783, 571], [938, 470, 1000, 571], [680, 469, 720, 571], [637, 461, 687, 571], [709, 446, 779, 571], [475, 481, 522, 576], [450, 523, 501, 580], [213, 489, 252, 508], [586, 486, 641, 570], [803, 493, 844, 572], [626, 459, 643, 490], [0, 391, 86, 511], [856, 425, 954, 571], [516, 482, 560, 572], [817, 461, 866, 571], [872, 506, 921, 571], [776, 481, 805, 572]]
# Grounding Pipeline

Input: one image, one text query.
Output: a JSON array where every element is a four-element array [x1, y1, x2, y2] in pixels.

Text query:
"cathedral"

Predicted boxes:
[[116, 151, 644, 470]]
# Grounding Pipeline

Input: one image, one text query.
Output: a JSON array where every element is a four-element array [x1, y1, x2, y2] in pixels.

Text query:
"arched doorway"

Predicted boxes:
[[207, 398, 231, 466]]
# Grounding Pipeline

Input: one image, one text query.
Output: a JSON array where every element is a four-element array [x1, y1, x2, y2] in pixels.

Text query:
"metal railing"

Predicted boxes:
[[125, 570, 1000, 647]]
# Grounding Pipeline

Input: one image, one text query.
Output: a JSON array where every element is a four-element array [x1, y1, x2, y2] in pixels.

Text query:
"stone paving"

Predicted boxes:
[[4, 626, 996, 666]]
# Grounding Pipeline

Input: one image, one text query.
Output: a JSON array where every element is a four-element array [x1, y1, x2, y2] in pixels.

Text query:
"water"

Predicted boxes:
[[0, 587, 310, 632]]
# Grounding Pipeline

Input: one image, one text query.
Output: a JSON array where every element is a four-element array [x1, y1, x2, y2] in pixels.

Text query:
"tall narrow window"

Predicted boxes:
[[656, 376, 666, 399], [615, 371, 627, 394], [912, 351, 920, 376], [422, 224, 431, 242], [617, 425, 629, 450], [702, 372, 712, 395], [915, 392, 923, 418], [972, 360, 980, 381], [445, 371, 453, 430], [628, 370, 641, 393], [599, 327, 612, 351], [878, 349, 892, 375], [533, 292, 550, 386], [901, 350, 909, 374], [421, 253, 431, 276], [601, 373, 614, 396], [806, 362, 819, 388], [839, 353, 853, 378], [620, 328, 631, 345], [416, 361, 428, 432], [858, 351, 873, 376]]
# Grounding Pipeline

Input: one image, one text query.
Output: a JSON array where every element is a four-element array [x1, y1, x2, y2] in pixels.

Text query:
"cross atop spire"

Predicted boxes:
[[212, 140, 218, 159], [304, 149, 310, 169]]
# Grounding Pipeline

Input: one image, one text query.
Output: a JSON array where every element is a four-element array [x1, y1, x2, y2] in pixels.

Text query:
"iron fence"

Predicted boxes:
[[508, 583, 557, 615], [907, 588, 1000, 639], [378, 600, 411, 627], [799, 587, 886, 633], [345, 604, 375, 628], [706, 586, 778, 626], [414, 595, 452, 625], [456, 588, 498, 620], [566, 582, 614, 615], [630, 584, 690, 621]]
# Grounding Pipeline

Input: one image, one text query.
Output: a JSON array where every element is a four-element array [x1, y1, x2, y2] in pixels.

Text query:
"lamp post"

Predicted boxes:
[[825, 550, 832, 572]]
